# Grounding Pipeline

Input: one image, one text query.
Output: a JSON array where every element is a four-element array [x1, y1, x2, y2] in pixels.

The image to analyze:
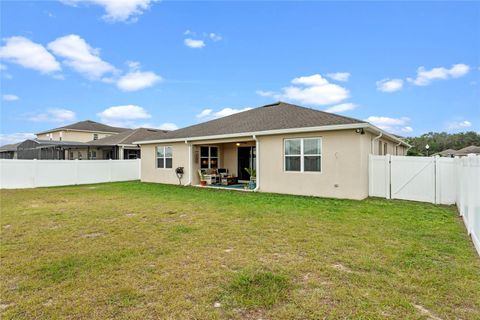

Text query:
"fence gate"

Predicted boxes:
[[369, 155, 455, 204], [390, 156, 435, 203]]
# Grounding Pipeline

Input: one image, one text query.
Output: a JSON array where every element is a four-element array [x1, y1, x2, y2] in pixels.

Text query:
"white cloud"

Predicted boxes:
[[117, 71, 161, 91], [376, 78, 404, 92], [196, 107, 252, 120], [184, 38, 205, 49], [0, 132, 36, 145], [365, 116, 413, 134], [214, 107, 252, 118], [448, 120, 472, 130], [0, 36, 61, 74], [48, 34, 116, 80], [0, 63, 7, 70], [408, 63, 470, 86], [283, 74, 350, 105], [256, 74, 350, 106], [255, 90, 276, 97], [28, 108, 76, 123], [61, 0, 157, 23], [326, 72, 350, 82], [209, 33, 222, 42], [97, 105, 151, 127], [324, 103, 357, 113], [157, 123, 178, 131], [2, 94, 19, 101], [196, 109, 213, 118]]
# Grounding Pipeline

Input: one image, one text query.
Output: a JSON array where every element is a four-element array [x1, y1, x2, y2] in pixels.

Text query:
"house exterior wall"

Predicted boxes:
[[138, 129, 406, 200], [257, 130, 370, 200], [368, 132, 407, 156], [37, 130, 115, 142], [141, 142, 191, 185]]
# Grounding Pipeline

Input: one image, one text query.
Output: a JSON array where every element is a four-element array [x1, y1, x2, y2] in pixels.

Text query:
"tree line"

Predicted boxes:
[[404, 131, 480, 156]]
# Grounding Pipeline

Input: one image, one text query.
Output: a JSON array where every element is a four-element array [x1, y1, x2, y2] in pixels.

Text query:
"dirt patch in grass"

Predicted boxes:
[[221, 270, 290, 309]]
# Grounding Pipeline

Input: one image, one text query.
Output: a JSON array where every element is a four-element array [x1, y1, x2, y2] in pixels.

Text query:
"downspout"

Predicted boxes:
[[185, 140, 192, 186], [371, 132, 382, 155], [253, 135, 260, 192]]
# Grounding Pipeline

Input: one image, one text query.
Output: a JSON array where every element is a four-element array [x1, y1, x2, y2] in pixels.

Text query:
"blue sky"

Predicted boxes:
[[1, 0, 479, 144]]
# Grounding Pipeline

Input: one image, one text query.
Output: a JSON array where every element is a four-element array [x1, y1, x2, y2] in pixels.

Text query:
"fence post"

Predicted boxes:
[[385, 154, 391, 199], [434, 156, 439, 204]]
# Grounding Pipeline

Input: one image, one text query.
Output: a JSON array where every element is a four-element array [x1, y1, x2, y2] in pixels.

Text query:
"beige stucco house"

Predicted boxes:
[[135, 102, 410, 200]]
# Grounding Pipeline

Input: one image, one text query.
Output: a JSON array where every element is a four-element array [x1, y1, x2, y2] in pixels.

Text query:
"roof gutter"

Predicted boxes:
[[134, 123, 368, 144]]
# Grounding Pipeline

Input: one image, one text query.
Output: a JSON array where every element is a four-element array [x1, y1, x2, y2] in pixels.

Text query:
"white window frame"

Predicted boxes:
[[156, 146, 173, 169], [200, 146, 219, 169], [284, 137, 322, 173]]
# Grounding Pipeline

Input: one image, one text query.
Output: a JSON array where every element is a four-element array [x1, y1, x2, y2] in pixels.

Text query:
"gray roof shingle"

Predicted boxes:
[[36, 120, 129, 134], [88, 128, 168, 146], [141, 102, 366, 141], [0, 142, 21, 152]]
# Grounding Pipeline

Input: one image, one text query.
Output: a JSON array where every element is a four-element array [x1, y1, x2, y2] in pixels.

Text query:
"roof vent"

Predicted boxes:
[[262, 101, 282, 108]]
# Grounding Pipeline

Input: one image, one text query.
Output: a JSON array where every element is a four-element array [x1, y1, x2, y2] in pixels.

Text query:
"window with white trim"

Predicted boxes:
[[284, 138, 321, 172], [200, 146, 218, 169], [156, 146, 173, 168]]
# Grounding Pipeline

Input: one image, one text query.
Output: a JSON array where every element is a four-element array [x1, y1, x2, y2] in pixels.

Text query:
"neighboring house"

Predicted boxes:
[[5, 121, 165, 160], [16, 140, 88, 160], [0, 142, 20, 159], [433, 148, 457, 157], [86, 128, 168, 159], [453, 145, 480, 157], [36, 120, 128, 142], [134, 102, 410, 200]]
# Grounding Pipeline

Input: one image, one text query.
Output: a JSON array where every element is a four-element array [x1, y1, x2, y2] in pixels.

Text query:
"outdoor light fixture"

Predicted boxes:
[[425, 144, 430, 156], [355, 128, 365, 134], [236, 142, 241, 146]]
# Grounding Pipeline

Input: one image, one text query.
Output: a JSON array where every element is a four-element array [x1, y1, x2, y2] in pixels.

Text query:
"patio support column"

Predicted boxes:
[[185, 141, 192, 186], [253, 135, 260, 192]]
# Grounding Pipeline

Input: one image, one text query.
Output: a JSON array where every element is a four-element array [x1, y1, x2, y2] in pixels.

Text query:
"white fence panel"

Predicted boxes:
[[391, 156, 435, 203], [76, 160, 112, 184], [0, 159, 140, 189], [35, 160, 77, 187], [368, 155, 390, 198], [456, 155, 480, 254], [436, 157, 456, 205], [0, 160, 36, 189]]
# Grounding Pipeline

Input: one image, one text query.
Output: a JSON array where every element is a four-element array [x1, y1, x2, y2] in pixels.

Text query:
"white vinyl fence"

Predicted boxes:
[[370, 154, 480, 255], [0, 159, 140, 189]]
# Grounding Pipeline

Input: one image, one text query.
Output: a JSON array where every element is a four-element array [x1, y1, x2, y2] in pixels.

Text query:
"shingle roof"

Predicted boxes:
[[434, 149, 457, 156], [87, 128, 168, 146], [0, 142, 20, 152], [36, 120, 129, 135], [141, 102, 366, 141], [454, 145, 480, 155]]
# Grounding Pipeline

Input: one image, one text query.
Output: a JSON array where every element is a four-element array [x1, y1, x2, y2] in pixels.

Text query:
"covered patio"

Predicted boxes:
[[187, 138, 258, 190]]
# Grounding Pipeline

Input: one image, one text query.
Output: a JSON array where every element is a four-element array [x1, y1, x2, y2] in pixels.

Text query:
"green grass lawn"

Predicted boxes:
[[1, 182, 479, 319]]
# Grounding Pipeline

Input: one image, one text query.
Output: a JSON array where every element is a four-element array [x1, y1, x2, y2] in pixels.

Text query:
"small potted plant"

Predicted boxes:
[[198, 169, 207, 186]]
